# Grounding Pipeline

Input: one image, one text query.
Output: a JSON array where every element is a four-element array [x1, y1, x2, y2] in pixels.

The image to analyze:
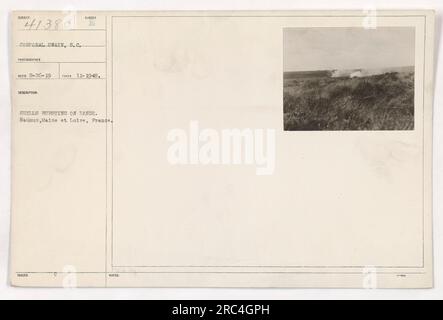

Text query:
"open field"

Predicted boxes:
[[283, 67, 415, 131]]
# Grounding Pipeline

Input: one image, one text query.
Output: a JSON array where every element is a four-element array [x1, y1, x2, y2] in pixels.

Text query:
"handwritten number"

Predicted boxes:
[[24, 19, 36, 30]]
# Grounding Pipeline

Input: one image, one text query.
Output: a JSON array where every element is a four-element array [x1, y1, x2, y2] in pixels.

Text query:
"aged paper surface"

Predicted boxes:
[[10, 10, 434, 288]]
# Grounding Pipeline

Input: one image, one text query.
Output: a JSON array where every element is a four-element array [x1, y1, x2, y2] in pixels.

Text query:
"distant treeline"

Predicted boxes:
[[283, 70, 331, 80]]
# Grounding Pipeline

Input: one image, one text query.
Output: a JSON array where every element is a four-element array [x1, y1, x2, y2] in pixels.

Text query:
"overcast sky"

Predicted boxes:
[[283, 27, 415, 72]]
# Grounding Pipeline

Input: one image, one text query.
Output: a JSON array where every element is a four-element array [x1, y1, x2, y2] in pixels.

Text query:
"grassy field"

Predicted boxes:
[[283, 68, 415, 130]]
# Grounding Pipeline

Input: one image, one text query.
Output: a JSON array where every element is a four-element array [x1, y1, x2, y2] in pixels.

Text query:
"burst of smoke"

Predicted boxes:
[[350, 71, 363, 78], [331, 68, 395, 78]]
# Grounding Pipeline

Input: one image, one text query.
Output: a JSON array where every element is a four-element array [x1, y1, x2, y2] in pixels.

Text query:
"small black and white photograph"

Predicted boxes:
[[283, 27, 415, 131]]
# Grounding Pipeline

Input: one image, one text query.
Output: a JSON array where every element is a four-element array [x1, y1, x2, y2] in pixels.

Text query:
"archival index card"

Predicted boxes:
[[10, 10, 435, 288]]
